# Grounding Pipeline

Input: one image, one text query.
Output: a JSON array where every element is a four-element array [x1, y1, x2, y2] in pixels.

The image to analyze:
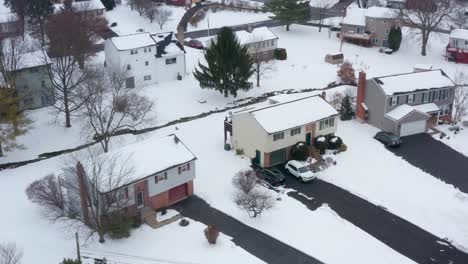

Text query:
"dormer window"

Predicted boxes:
[[391, 96, 398, 106]]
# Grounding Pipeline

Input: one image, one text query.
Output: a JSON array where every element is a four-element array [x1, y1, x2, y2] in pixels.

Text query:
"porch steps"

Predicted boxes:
[[140, 207, 183, 229], [310, 148, 323, 162]]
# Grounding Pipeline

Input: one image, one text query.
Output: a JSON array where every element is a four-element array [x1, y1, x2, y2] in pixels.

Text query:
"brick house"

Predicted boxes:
[[355, 69, 456, 136], [225, 94, 338, 168], [446, 29, 468, 64], [69, 134, 197, 220], [341, 6, 398, 47]]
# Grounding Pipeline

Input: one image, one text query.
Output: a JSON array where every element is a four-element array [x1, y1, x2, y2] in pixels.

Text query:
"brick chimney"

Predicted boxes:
[[76, 161, 90, 226], [355, 71, 367, 122], [320, 91, 327, 101]]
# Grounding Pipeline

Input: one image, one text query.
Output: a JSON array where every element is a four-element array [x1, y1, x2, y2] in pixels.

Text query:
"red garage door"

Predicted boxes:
[[169, 183, 188, 203]]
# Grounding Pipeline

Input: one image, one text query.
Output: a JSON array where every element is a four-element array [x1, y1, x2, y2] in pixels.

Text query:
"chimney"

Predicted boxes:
[[320, 91, 327, 101], [355, 71, 367, 122], [76, 161, 90, 226], [246, 25, 254, 33]]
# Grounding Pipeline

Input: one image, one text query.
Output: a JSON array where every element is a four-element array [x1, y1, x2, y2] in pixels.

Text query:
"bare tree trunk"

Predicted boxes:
[[256, 70, 260, 87], [0, 142, 3, 157], [39, 20, 46, 46], [64, 89, 72, 128], [421, 34, 428, 56], [286, 24, 290, 31]]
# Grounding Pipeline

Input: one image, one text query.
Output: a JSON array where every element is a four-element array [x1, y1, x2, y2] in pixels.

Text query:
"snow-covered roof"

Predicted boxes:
[[374, 69, 455, 95], [16, 51, 52, 71], [343, 6, 396, 26], [414, 64, 432, 70], [110, 134, 196, 183], [450, 29, 468, 40], [110, 33, 157, 50], [365, 6, 396, 18], [249, 95, 338, 134], [309, 0, 339, 8], [235, 27, 278, 45], [54, 0, 105, 12], [385, 104, 428, 121], [0, 12, 18, 23], [412, 103, 440, 113]]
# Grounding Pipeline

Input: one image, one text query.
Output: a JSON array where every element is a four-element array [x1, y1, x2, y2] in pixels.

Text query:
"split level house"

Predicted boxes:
[[446, 29, 468, 64], [355, 69, 456, 137], [66, 134, 197, 222], [341, 6, 398, 47], [225, 94, 339, 168], [105, 32, 186, 88], [11, 51, 54, 110]]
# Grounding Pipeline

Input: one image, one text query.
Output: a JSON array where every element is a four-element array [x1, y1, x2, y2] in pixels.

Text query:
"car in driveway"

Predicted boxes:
[[255, 168, 286, 186], [374, 131, 402, 147], [187, 39, 204, 49], [285, 160, 315, 182]]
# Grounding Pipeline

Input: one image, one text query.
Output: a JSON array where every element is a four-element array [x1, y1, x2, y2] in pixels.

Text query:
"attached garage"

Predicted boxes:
[[168, 183, 188, 204], [400, 120, 427, 136], [268, 148, 286, 167]]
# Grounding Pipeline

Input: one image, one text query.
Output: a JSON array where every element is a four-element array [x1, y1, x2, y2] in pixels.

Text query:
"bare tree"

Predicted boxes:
[[155, 7, 173, 30], [398, 0, 453, 56], [235, 188, 275, 218], [130, 0, 151, 16], [232, 169, 258, 194], [26, 148, 135, 243], [329, 91, 345, 110], [0, 38, 27, 91], [144, 4, 157, 23], [450, 5, 467, 29], [250, 40, 275, 88], [79, 67, 154, 153], [0, 243, 23, 264], [311, 0, 332, 32], [453, 71, 468, 123]]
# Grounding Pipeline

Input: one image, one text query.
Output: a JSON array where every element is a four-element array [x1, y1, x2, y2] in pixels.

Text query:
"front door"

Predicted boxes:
[[255, 150, 261, 165], [306, 133, 311, 145], [136, 191, 144, 208]]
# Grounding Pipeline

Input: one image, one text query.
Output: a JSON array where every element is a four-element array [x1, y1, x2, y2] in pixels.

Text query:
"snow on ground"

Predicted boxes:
[[309, 0, 339, 8], [435, 122, 468, 157], [0, 109, 415, 264], [187, 9, 272, 31], [319, 120, 468, 251]]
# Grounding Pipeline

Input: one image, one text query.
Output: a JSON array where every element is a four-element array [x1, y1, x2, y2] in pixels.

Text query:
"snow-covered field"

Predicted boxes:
[[187, 9, 272, 31]]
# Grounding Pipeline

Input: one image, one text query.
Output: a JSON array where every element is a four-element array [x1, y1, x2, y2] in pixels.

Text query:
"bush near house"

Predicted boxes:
[[290, 142, 310, 161], [106, 212, 135, 239], [387, 26, 402, 51], [60, 259, 81, 264], [314, 136, 328, 154], [328, 136, 343, 150], [275, 48, 287, 60]]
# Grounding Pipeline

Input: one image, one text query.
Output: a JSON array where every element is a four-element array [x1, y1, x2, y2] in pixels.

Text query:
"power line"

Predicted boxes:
[[81, 248, 200, 264]]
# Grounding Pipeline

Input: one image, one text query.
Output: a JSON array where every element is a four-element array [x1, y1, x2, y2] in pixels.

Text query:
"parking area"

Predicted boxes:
[[388, 133, 468, 193]]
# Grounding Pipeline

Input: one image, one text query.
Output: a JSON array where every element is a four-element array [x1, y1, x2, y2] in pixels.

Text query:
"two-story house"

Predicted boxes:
[[226, 95, 338, 167], [446, 29, 468, 64], [54, 0, 106, 18], [341, 6, 398, 47], [13, 51, 54, 110], [235, 26, 279, 59], [105, 32, 186, 88], [68, 134, 197, 221], [355, 69, 456, 137]]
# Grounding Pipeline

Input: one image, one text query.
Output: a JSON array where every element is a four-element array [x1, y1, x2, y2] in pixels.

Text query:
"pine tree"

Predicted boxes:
[[387, 26, 402, 51], [193, 27, 254, 98], [264, 0, 310, 31], [340, 94, 353, 121], [25, 0, 54, 46], [101, 0, 116, 11]]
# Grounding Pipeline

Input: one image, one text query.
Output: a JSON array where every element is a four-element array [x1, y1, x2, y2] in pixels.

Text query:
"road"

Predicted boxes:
[[389, 133, 468, 193], [282, 176, 468, 264], [171, 195, 324, 264]]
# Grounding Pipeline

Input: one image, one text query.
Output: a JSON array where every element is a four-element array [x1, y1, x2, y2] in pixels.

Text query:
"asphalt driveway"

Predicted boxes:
[[388, 133, 468, 193]]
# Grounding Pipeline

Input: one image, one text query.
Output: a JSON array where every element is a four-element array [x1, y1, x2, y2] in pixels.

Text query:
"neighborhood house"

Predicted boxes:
[[0, 12, 22, 39], [234, 26, 279, 59], [355, 69, 456, 137], [105, 32, 186, 88], [446, 29, 468, 64], [54, 0, 106, 17], [341, 6, 398, 47], [225, 95, 339, 168]]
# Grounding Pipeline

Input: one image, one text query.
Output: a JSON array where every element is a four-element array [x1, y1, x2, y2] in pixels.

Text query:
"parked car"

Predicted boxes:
[[374, 131, 402, 147], [187, 39, 204, 49], [284, 160, 315, 182], [256, 168, 286, 186]]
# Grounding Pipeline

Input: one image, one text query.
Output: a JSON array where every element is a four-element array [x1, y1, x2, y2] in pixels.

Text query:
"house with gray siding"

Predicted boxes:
[[341, 6, 398, 47], [355, 69, 456, 136], [13, 51, 54, 110]]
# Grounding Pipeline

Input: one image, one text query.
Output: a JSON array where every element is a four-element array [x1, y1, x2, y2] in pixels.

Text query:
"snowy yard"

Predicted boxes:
[[435, 122, 468, 157], [186, 9, 272, 31]]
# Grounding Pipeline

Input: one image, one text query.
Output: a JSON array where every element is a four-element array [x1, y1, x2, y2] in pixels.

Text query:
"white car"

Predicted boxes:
[[284, 160, 315, 182]]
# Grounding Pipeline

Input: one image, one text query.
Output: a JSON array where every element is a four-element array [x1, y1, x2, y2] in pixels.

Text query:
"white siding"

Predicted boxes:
[[450, 37, 468, 50], [315, 116, 338, 137], [232, 112, 268, 160], [147, 160, 196, 197]]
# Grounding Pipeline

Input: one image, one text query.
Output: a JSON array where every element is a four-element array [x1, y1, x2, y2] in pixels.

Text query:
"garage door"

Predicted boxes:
[[169, 183, 188, 204], [400, 120, 426, 136], [269, 149, 286, 166]]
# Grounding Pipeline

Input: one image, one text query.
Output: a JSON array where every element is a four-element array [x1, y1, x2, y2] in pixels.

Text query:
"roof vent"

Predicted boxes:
[[173, 135, 179, 144], [375, 79, 383, 85]]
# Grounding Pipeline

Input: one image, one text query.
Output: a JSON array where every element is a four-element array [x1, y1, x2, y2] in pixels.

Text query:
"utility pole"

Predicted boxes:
[[207, 15, 210, 37], [75, 232, 81, 263]]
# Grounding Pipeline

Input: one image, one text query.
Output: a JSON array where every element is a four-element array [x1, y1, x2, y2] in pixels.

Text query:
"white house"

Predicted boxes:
[[225, 94, 338, 167], [104, 32, 186, 88], [446, 29, 468, 64], [54, 0, 106, 17]]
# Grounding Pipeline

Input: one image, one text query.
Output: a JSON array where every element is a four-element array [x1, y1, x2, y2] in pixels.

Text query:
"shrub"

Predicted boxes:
[[328, 136, 343, 150], [275, 48, 287, 60], [232, 170, 258, 194], [106, 213, 134, 239], [314, 136, 328, 155], [337, 61, 356, 84], [131, 213, 142, 228], [110, 22, 117, 27], [338, 143, 347, 153], [235, 148, 245, 155], [290, 142, 310, 161], [204, 225, 220, 244], [387, 26, 402, 51], [60, 259, 81, 264], [179, 218, 190, 227]]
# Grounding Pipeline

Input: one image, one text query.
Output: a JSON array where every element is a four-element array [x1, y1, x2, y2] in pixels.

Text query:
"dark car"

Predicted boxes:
[[187, 39, 204, 49], [256, 168, 286, 186], [374, 131, 402, 147]]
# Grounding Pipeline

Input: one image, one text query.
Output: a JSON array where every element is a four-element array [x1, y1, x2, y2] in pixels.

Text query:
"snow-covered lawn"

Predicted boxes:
[[320, 120, 468, 251], [434, 122, 468, 157], [186, 9, 272, 31]]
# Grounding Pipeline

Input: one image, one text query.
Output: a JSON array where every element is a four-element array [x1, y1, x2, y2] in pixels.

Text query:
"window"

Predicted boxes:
[[372, 38, 379, 44], [273, 132, 284, 141], [385, 29, 389, 34], [166, 58, 177, 65], [130, 49, 138, 55], [423, 92, 429, 103], [270, 40, 274, 46], [434, 90, 439, 100], [23, 97, 34, 106], [391, 96, 398, 106], [143, 75, 151, 81], [178, 163, 190, 174], [371, 28, 375, 32], [29, 68, 39, 73], [144, 48, 147, 53], [145, 61, 149, 66], [290, 127, 301, 136], [127, 64, 131, 70], [41, 80, 46, 88], [407, 94, 414, 104], [319, 117, 335, 130], [155, 172, 168, 184], [148, 47, 152, 52]]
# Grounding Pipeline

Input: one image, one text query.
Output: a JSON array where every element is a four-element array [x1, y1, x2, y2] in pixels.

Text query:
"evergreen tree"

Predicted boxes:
[[101, 0, 116, 11], [193, 27, 254, 98], [387, 26, 402, 51], [25, 0, 54, 46], [340, 94, 353, 120], [264, 0, 310, 31]]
